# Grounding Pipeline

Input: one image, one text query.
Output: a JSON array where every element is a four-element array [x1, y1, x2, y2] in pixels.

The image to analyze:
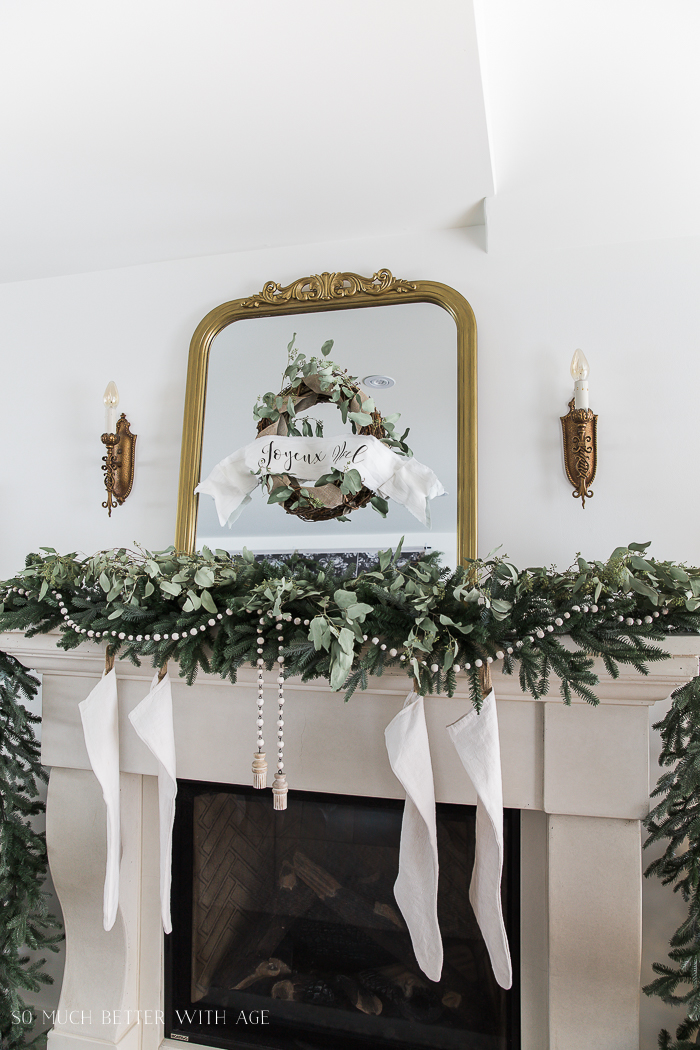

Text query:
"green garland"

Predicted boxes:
[[2, 539, 700, 1047], [2, 539, 695, 701], [0, 653, 62, 1050]]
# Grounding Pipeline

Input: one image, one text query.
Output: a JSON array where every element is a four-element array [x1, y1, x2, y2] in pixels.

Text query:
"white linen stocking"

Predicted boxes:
[[78, 667, 120, 931], [129, 670, 177, 933], [384, 691, 443, 982], [447, 688, 512, 989]]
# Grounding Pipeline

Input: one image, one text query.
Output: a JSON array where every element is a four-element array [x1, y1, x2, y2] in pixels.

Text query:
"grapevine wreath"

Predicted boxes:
[[251, 336, 414, 522]]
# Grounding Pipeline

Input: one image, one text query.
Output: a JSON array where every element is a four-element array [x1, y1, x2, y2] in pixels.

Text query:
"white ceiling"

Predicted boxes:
[[1, 0, 698, 283], [475, 0, 700, 250], [0, 0, 493, 282]]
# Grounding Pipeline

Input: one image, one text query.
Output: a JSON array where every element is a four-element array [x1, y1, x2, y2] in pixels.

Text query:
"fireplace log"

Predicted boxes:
[[292, 851, 406, 932], [335, 974, 383, 1015], [271, 975, 342, 1007], [233, 957, 291, 990], [289, 849, 466, 995], [373, 901, 403, 928], [357, 964, 443, 1024], [212, 863, 317, 989]]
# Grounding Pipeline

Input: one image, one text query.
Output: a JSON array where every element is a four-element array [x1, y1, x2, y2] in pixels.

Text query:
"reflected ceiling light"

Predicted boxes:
[[362, 375, 395, 389]]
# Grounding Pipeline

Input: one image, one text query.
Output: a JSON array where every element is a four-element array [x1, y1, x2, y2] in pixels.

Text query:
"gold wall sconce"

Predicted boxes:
[[101, 381, 136, 516], [561, 350, 597, 508]]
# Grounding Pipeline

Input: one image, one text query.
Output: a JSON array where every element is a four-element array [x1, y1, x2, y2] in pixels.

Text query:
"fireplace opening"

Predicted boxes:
[[165, 781, 520, 1050]]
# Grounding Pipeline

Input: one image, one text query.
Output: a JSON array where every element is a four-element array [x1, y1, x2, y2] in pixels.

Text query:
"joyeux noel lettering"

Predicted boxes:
[[256, 438, 369, 477]]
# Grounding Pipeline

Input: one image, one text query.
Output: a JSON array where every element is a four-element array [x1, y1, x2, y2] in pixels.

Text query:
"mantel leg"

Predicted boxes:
[[548, 814, 641, 1050], [45, 768, 143, 1050]]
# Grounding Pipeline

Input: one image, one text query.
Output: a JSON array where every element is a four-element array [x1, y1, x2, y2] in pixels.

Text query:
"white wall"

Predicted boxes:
[[3, 225, 699, 576], [2, 222, 697, 1041]]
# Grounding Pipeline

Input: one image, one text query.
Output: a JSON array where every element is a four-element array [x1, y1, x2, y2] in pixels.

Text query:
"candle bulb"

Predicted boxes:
[[103, 381, 119, 435], [570, 349, 589, 411]]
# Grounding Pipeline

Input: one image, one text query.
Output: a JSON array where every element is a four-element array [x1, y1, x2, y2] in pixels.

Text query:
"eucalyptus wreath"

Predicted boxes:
[[251, 335, 412, 521], [2, 539, 700, 1047]]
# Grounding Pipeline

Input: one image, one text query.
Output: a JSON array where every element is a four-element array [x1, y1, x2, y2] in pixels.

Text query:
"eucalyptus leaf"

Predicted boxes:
[[309, 616, 331, 652], [329, 639, 353, 691], [194, 567, 215, 589], [267, 486, 294, 504], [628, 576, 658, 603], [347, 411, 373, 428], [334, 590, 356, 609], [571, 573, 586, 594], [340, 469, 362, 496], [630, 557, 655, 573], [337, 627, 355, 655], [107, 581, 124, 601], [344, 602, 373, 623], [186, 589, 202, 610], [370, 496, 389, 517], [438, 613, 473, 635], [316, 471, 342, 486], [159, 580, 182, 596]]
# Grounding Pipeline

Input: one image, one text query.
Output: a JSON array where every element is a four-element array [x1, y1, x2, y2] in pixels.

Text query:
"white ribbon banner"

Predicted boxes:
[[195, 433, 444, 528]]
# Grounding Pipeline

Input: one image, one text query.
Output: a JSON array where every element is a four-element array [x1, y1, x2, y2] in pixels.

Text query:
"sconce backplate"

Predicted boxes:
[[561, 398, 597, 508], [101, 414, 136, 515]]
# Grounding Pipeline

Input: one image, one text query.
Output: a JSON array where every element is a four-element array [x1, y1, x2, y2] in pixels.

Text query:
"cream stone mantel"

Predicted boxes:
[[4, 628, 700, 1050]]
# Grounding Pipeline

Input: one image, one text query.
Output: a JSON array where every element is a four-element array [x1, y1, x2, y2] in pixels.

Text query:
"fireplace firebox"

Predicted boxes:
[[165, 781, 520, 1050]]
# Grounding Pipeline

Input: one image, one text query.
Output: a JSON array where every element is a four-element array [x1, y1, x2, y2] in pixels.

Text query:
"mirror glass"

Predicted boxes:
[[195, 302, 459, 566]]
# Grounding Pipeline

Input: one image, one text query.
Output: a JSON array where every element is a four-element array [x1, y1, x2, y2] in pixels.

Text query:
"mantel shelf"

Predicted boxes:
[[2, 628, 698, 707]]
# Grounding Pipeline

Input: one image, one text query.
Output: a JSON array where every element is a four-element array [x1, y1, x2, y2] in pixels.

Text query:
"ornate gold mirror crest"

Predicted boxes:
[[175, 269, 477, 563]]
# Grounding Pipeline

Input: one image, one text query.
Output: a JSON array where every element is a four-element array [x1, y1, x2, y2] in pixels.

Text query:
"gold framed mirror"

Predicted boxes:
[[175, 269, 477, 563]]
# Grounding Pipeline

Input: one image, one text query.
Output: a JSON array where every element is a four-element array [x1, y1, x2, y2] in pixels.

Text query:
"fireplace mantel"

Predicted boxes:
[[4, 628, 699, 1050]]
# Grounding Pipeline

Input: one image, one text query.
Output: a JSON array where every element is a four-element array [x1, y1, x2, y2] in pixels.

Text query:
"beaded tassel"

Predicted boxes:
[[274, 614, 288, 810], [252, 616, 267, 789], [272, 771, 288, 810]]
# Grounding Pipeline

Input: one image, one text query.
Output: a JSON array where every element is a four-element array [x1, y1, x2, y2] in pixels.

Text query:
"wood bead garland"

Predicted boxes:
[[252, 615, 268, 789], [44, 587, 659, 718], [273, 614, 288, 810]]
